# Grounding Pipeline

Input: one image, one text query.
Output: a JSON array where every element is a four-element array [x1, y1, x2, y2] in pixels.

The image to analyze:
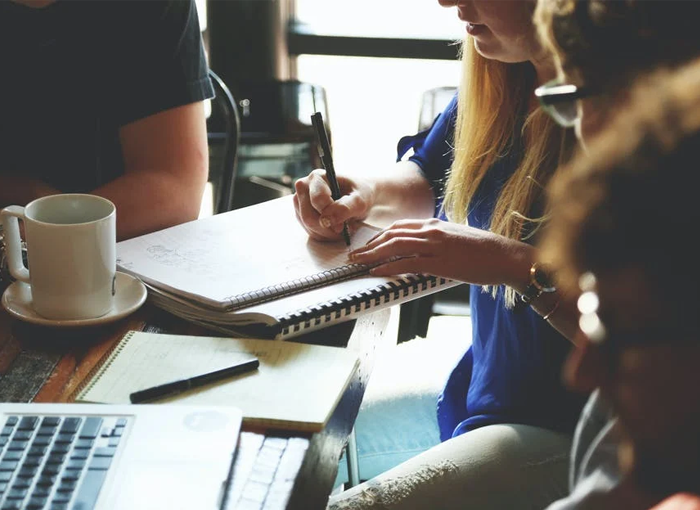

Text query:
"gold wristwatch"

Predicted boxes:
[[521, 262, 556, 304]]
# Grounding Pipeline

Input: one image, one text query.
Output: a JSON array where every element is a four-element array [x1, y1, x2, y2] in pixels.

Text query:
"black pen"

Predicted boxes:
[[311, 111, 351, 246], [129, 357, 259, 404]]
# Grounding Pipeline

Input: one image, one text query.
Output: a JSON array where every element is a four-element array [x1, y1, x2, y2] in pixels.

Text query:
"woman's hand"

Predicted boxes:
[[349, 218, 532, 287], [293, 169, 374, 242]]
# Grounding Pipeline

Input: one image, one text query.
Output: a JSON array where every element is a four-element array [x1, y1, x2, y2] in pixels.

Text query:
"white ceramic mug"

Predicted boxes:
[[0, 194, 117, 320]]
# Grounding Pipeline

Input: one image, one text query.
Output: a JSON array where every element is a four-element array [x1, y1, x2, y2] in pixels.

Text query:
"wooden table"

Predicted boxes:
[[0, 291, 392, 510]]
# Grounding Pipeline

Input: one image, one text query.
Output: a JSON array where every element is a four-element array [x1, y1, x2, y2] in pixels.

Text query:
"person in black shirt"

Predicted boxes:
[[0, 0, 213, 240]]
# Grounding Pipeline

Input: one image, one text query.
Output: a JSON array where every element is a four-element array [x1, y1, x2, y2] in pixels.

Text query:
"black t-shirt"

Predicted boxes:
[[0, 0, 214, 192]]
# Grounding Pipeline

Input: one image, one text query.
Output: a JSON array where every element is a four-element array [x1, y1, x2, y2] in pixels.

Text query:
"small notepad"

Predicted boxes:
[[73, 330, 359, 432]]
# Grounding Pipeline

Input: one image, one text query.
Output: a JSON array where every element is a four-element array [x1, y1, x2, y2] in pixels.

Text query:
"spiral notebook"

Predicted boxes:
[[72, 330, 359, 432], [116, 195, 459, 340]]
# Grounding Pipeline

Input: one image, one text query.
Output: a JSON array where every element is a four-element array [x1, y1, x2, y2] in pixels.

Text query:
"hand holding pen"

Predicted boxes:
[[310, 112, 352, 246]]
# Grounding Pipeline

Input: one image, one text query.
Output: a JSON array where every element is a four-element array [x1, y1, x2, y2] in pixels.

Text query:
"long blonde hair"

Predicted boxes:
[[443, 40, 569, 307]]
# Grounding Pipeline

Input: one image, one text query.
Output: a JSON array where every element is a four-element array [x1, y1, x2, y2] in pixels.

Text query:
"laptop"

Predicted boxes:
[[0, 403, 242, 510]]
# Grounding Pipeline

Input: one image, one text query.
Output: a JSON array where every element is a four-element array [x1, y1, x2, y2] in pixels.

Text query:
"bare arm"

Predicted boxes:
[[350, 218, 581, 344], [487, 239, 579, 343], [504, 245, 581, 343], [363, 160, 437, 225], [0, 102, 208, 241], [0, 176, 59, 208], [97, 102, 209, 240]]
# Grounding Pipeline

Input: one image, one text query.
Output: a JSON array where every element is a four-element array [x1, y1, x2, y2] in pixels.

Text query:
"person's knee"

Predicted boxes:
[[328, 460, 460, 510], [328, 424, 572, 510], [451, 424, 571, 468]]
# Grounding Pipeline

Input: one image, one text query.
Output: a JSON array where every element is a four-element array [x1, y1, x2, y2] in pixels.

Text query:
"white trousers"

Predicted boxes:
[[328, 423, 572, 510]]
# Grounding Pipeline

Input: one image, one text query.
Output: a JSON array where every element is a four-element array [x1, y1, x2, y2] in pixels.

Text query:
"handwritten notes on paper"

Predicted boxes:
[[116, 195, 381, 310]]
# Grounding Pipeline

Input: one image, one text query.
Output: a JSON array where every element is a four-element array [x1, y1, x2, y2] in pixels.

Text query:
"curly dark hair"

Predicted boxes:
[[536, 0, 700, 89], [540, 59, 700, 321]]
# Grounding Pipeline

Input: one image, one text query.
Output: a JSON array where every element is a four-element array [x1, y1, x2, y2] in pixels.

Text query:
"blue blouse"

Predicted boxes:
[[397, 94, 584, 441]]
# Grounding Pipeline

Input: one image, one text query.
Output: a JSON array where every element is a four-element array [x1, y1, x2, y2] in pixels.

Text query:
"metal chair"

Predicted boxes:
[[231, 79, 328, 210], [207, 69, 241, 214]]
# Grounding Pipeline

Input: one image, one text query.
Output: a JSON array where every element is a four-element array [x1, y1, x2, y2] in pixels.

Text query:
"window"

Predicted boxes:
[[297, 55, 460, 174], [293, 0, 463, 175], [294, 0, 463, 39]]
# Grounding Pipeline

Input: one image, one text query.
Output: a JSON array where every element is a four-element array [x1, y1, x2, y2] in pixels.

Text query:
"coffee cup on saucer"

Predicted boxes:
[[0, 194, 116, 321]]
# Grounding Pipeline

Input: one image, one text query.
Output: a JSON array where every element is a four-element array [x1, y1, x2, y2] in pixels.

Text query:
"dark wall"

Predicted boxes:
[[207, 0, 289, 96]]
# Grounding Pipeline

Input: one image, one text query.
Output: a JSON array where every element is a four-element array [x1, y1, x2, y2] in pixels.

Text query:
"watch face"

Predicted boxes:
[[534, 266, 556, 293]]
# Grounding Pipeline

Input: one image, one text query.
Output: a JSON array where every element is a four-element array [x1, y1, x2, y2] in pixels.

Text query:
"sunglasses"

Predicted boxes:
[[534, 79, 597, 128]]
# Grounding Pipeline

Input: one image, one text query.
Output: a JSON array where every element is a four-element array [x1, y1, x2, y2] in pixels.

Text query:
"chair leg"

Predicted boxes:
[[397, 295, 436, 343], [345, 427, 361, 489]]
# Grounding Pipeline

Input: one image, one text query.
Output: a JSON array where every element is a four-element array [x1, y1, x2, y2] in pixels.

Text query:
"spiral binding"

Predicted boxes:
[[277, 274, 449, 338], [69, 331, 136, 402], [222, 262, 372, 311], [142, 275, 456, 341]]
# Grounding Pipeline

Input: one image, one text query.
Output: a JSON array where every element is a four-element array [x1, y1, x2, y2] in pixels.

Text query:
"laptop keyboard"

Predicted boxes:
[[224, 432, 309, 510], [0, 414, 310, 510], [0, 414, 129, 510]]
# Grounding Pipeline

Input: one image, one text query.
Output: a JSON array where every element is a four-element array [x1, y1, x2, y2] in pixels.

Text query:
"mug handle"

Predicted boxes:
[[0, 206, 30, 283]]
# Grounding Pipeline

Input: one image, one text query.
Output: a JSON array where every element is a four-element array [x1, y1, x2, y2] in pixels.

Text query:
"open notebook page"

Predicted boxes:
[[116, 195, 381, 311], [74, 331, 359, 432]]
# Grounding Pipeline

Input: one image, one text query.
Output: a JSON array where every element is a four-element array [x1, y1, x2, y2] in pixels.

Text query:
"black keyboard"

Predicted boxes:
[[0, 414, 129, 510], [223, 433, 309, 510]]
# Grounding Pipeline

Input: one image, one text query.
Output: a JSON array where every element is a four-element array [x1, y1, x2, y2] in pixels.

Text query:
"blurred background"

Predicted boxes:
[[198, 0, 463, 215]]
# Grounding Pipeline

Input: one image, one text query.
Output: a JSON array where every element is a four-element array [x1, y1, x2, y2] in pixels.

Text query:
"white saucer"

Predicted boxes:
[[1, 272, 147, 327]]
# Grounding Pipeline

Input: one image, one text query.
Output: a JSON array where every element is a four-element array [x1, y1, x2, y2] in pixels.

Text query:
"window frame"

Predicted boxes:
[[287, 21, 460, 61]]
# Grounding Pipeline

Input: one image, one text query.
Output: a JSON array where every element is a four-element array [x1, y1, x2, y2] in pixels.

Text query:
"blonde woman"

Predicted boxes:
[[294, 1, 583, 508]]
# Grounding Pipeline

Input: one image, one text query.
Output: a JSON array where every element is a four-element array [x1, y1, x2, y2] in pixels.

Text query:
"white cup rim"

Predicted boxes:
[[24, 193, 116, 227]]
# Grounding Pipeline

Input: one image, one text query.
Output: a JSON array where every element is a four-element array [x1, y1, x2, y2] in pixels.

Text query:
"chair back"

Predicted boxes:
[[231, 80, 329, 209], [208, 69, 241, 214], [418, 86, 458, 131]]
